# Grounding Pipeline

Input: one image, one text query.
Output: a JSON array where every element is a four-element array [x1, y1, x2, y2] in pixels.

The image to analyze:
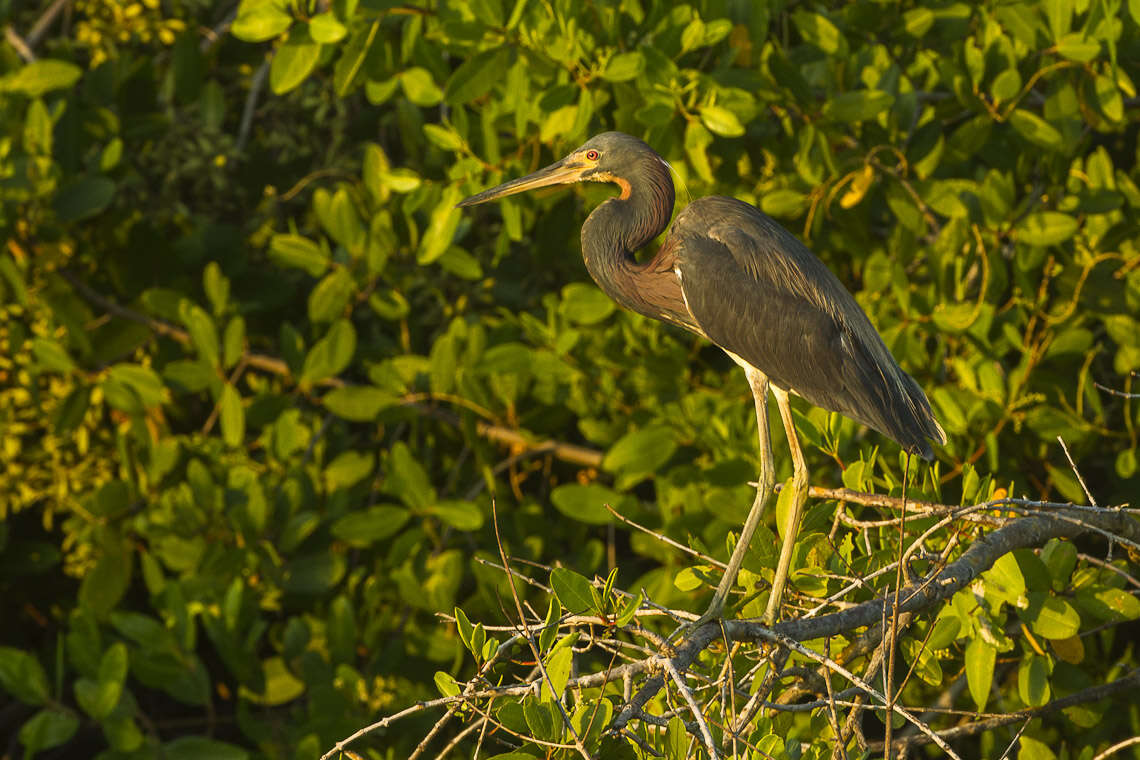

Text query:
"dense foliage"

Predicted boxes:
[[1, 0, 1139, 758]]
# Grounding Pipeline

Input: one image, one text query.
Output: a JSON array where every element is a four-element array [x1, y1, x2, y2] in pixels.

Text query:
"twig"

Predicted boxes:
[[490, 500, 593, 760], [1094, 735, 1140, 760], [605, 503, 724, 568], [318, 696, 464, 760], [663, 660, 719, 760], [4, 26, 35, 61], [1094, 379, 1139, 399], [871, 668, 1140, 755], [750, 626, 962, 759], [237, 60, 269, 153], [1057, 436, 1098, 507], [27, 0, 71, 48]]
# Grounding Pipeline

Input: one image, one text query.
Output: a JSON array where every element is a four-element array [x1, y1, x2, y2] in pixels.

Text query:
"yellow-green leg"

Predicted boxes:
[[762, 387, 809, 625], [699, 367, 775, 623]]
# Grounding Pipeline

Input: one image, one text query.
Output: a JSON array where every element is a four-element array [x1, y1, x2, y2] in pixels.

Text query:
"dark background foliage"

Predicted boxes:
[[1, 0, 1138, 758]]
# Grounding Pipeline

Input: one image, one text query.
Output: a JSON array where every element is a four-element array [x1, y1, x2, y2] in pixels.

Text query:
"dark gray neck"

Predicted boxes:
[[579, 159, 675, 317]]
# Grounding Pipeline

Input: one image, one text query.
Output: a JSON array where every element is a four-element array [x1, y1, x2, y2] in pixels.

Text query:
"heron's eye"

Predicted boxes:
[[585, 150, 600, 161]]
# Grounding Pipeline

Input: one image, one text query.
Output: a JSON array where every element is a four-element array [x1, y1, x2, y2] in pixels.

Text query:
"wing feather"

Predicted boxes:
[[672, 196, 945, 457]]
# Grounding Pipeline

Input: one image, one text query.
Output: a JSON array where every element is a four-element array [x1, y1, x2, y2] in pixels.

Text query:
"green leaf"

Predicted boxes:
[[522, 696, 559, 742], [384, 441, 435, 509], [550, 483, 615, 525], [307, 268, 354, 323], [1093, 74, 1123, 122], [433, 671, 461, 697], [1076, 587, 1140, 621], [792, 10, 846, 55], [774, 477, 798, 541], [223, 316, 245, 369], [984, 552, 1027, 609], [559, 282, 615, 325], [615, 591, 642, 627], [990, 68, 1022, 103], [1018, 654, 1050, 706], [550, 568, 595, 614], [540, 645, 572, 701], [444, 48, 510, 104], [1054, 32, 1099, 61], [231, 0, 292, 41], [54, 175, 116, 222], [220, 384, 245, 448], [283, 551, 346, 594], [1016, 212, 1079, 246], [108, 364, 167, 408], [1040, 539, 1078, 589], [299, 319, 356, 386], [203, 262, 229, 315], [79, 541, 132, 616], [0, 648, 50, 705], [700, 104, 745, 137], [334, 20, 379, 97], [270, 26, 320, 95], [1024, 594, 1080, 639], [18, 708, 79, 754], [180, 302, 220, 366], [965, 637, 995, 711], [0, 59, 82, 96], [900, 637, 942, 686], [902, 7, 934, 36], [538, 597, 561, 654], [425, 501, 484, 531], [1008, 109, 1063, 151], [823, 90, 894, 123], [399, 67, 443, 106], [601, 51, 645, 82], [761, 189, 808, 218], [32, 337, 76, 373], [603, 425, 676, 487], [1019, 736, 1058, 760], [269, 234, 329, 276], [324, 450, 374, 491], [308, 12, 346, 43], [322, 385, 396, 421], [330, 507, 410, 546], [418, 186, 462, 264], [423, 124, 464, 152]]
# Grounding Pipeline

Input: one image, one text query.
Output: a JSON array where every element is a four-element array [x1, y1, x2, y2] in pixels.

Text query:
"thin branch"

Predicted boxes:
[[1094, 735, 1140, 760], [26, 0, 71, 48], [4, 26, 35, 62], [605, 503, 724, 568], [237, 60, 269, 153], [870, 668, 1140, 755], [663, 659, 719, 760], [1057, 436, 1098, 507], [490, 500, 593, 760]]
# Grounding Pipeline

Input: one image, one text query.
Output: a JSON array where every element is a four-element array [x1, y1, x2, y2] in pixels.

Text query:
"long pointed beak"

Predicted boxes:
[[457, 159, 586, 207]]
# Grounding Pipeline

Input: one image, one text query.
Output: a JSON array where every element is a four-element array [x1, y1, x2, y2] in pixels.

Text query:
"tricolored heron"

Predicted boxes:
[[459, 132, 945, 625]]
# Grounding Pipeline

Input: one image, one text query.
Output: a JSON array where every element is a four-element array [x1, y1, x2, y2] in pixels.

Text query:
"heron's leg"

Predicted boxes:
[[702, 367, 775, 621], [763, 386, 809, 624]]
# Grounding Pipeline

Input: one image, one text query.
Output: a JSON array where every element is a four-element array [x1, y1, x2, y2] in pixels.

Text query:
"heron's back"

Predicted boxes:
[[671, 196, 946, 458]]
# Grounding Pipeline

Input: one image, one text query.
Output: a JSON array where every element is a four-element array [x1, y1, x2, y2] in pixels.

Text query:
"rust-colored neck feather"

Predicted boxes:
[[579, 156, 693, 328]]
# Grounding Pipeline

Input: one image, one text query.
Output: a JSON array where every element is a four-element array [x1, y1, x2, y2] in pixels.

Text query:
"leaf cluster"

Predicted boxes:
[[1, 0, 1139, 758]]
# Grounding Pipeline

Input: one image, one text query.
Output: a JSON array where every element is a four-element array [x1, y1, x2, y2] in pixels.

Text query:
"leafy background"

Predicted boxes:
[[1, 0, 1139, 757]]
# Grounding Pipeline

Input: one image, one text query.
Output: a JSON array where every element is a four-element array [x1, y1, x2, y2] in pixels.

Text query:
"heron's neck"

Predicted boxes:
[[580, 159, 676, 317]]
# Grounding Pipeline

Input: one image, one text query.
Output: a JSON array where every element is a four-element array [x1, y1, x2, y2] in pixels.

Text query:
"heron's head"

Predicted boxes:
[[457, 132, 662, 207]]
